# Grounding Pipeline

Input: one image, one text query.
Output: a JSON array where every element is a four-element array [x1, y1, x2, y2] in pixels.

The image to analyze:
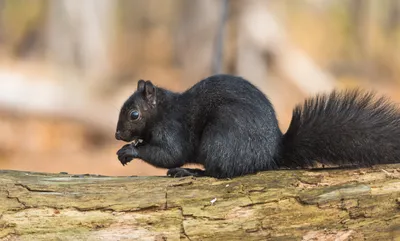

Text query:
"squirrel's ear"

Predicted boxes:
[[143, 81, 156, 105], [137, 79, 146, 92]]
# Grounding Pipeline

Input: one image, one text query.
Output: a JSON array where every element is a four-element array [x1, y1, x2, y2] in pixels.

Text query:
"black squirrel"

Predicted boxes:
[[115, 74, 400, 178]]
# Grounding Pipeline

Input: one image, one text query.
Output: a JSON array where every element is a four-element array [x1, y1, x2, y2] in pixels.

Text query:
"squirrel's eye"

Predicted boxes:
[[129, 110, 140, 120]]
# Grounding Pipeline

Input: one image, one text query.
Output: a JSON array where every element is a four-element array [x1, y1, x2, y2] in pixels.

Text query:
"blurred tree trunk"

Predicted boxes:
[[0, 0, 119, 137], [386, 0, 400, 32], [176, 0, 222, 85], [0, 0, 5, 45], [46, 0, 115, 89], [349, 0, 374, 82], [175, 0, 335, 104], [235, 1, 335, 103]]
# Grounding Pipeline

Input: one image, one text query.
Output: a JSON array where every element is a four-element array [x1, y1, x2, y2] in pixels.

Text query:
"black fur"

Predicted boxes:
[[281, 89, 400, 168], [115, 74, 400, 178]]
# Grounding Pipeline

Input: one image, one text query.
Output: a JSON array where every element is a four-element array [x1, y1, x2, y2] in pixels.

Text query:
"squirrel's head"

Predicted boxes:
[[115, 80, 157, 142]]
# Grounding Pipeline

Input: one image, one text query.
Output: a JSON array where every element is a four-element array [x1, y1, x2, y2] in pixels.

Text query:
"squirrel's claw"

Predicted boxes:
[[117, 143, 138, 166], [167, 168, 206, 178]]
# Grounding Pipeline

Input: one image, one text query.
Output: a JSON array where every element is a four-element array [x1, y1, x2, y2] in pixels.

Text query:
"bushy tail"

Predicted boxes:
[[281, 89, 400, 168]]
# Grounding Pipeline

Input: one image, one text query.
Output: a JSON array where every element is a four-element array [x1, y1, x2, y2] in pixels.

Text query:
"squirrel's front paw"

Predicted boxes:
[[116, 143, 138, 166]]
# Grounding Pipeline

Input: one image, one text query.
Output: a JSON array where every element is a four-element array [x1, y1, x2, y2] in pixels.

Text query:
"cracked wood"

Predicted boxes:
[[0, 165, 400, 241]]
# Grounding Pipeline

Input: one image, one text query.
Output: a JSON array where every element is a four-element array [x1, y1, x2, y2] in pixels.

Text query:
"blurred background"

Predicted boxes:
[[0, 0, 400, 176]]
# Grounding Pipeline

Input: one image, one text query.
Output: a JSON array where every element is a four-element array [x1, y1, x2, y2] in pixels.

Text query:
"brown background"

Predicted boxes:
[[1, 0, 400, 176]]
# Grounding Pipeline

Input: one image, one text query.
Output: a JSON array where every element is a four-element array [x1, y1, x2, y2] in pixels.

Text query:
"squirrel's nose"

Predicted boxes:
[[115, 131, 122, 140]]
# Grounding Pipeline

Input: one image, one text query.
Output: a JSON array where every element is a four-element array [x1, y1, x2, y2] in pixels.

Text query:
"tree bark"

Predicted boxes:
[[1, 164, 400, 241]]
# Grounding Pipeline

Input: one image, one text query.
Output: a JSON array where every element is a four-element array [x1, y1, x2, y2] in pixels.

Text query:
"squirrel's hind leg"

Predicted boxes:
[[167, 168, 206, 178]]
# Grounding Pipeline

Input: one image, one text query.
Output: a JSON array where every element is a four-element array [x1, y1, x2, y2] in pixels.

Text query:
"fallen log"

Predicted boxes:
[[1, 164, 400, 240]]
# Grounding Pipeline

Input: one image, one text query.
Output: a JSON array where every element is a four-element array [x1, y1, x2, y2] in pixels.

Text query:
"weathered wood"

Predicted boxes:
[[1, 165, 400, 241]]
